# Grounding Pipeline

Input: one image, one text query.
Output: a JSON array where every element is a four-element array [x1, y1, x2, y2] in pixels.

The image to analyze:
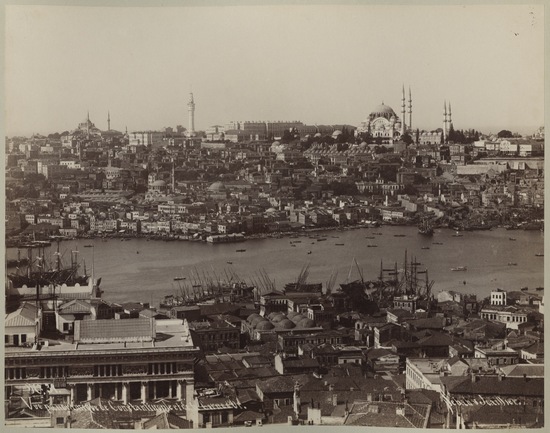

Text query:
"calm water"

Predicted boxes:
[[7, 226, 544, 305]]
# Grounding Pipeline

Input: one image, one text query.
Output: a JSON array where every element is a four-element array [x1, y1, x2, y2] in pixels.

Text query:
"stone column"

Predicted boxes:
[[114, 383, 119, 401], [69, 384, 76, 405], [176, 380, 184, 401], [122, 382, 129, 405], [141, 382, 148, 404], [185, 380, 194, 406], [87, 384, 94, 401]]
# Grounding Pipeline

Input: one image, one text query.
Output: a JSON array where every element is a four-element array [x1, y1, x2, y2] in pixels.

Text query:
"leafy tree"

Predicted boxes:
[[497, 130, 513, 138], [401, 133, 414, 145]]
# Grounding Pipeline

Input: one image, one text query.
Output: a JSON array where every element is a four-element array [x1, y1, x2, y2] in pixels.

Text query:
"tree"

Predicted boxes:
[[401, 133, 414, 145], [497, 130, 513, 138]]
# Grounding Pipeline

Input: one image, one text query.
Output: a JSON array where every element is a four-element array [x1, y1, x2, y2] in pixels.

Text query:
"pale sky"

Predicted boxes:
[[5, 4, 545, 137]]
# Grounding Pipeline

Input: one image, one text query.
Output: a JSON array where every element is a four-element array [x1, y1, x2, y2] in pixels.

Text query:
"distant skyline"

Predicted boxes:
[[5, 4, 544, 137]]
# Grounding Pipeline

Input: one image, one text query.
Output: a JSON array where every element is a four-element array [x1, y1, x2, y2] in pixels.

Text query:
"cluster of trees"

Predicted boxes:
[[447, 126, 481, 144]]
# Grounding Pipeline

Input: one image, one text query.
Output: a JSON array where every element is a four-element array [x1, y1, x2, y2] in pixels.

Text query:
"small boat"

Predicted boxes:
[[373, 232, 383, 235], [535, 287, 543, 291], [507, 262, 517, 266], [227, 261, 233, 265], [136, 251, 140, 254], [317, 238, 327, 242], [365, 236, 375, 239], [509, 238, 517, 241], [307, 251, 312, 254], [291, 244, 296, 247], [421, 247, 430, 250], [451, 266, 467, 271], [432, 242, 443, 245], [521, 287, 528, 291], [236, 249, 246, 252], [84, 244, 94, 248], [535, 253, 544, 257], [394, 234, 406, 237], [174, 277, 186, 281], [367, 244, 378, 248], [335, 243, 345, 246]]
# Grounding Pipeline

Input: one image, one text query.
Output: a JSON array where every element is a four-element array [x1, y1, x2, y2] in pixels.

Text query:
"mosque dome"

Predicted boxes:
[[277, 319, 296, 329], [247, 313, 262, 324], [289, 314, 305, 324], [287, 311, 300, 320], [256, 320, 275, 331], [332, 130, 342, 137], [369, 103, 397, 121], [297, 317, 315, 328], [208, 181, 226, 192], [270, 313, 286, 323], [151, 180, 166, 187]]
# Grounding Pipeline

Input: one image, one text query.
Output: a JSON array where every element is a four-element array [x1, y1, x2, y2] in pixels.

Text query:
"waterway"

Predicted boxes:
[[6, 226, 544, 305]]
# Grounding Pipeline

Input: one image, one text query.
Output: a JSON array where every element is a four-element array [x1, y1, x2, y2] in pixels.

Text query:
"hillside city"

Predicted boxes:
[[4, 94, 545, 429]]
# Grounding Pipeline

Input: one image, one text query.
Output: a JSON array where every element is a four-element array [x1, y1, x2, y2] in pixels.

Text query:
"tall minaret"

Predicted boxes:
[[443, 101, 448, 142], [187, 92, 196, 137], [401, 85, 406, 135], [448, 101, 453, 130], [408, 87, 412, 131], [87, 110, 90, 138], [107, 111, 111, 131]]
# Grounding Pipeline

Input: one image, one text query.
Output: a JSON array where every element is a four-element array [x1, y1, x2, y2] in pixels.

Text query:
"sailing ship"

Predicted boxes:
[[418, 218, 434, 236]]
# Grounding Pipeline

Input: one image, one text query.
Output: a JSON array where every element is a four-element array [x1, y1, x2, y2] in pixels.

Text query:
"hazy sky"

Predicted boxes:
[[5, 4, 544, 136]]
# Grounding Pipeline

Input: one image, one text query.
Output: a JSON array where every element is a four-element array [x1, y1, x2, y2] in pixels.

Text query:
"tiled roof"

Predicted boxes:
[[443, 376, 544, 397], [233, 410, 264, 423], [74, 318, 154, 343], [5, 302, 38, 328], [57, 299, 92, 314], [142, 412, 193, 429]]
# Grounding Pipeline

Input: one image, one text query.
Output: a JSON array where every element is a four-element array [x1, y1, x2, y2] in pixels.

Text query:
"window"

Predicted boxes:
[[56, 417, 65, 425], [221, 412, 228, 423]]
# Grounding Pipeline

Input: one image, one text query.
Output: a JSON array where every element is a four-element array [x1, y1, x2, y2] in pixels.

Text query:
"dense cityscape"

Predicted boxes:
[[4, 85, 545, 429]]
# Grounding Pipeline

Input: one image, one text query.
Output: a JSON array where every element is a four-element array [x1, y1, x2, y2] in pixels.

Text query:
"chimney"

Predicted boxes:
[[523, 373, 528, 382], [470, 372, 476, 383], [332, 394, 338, 406], [498, 374, 503, 381]]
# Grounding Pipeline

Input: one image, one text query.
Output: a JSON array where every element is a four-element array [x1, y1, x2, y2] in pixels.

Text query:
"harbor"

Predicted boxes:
[[6, 225, 544, 306]]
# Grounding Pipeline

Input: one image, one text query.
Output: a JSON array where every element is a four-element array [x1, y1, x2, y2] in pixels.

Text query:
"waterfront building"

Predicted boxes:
[[5, 318, 199, 407]]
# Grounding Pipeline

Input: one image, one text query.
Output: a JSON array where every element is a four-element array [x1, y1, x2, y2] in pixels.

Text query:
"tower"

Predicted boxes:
[[187, 93, 195, 137], [401, 85, 406, 136], [107, 111, 111, 131], [443, 101, 448, 142], [408, 87, 412, 131], [87, 110, 90, 138], [448, 101, 453, 130]]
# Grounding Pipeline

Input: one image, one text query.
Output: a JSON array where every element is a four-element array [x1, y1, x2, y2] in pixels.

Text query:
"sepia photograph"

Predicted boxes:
[[3, 1, 545, 430]]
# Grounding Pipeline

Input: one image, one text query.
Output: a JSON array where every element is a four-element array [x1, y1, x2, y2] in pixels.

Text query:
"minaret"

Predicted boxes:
[[443, 101, 448, 143], [401, 85, 406, 135], [408, 87, 412, 131], [87, 110, 90, 138], [107, 111, 111, 131], [448, 101, 453, 130], [187, 93, 195, 137]]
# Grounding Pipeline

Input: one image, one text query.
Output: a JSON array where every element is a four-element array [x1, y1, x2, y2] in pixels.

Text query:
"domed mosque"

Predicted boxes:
[[356, 85, 413, 145]]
